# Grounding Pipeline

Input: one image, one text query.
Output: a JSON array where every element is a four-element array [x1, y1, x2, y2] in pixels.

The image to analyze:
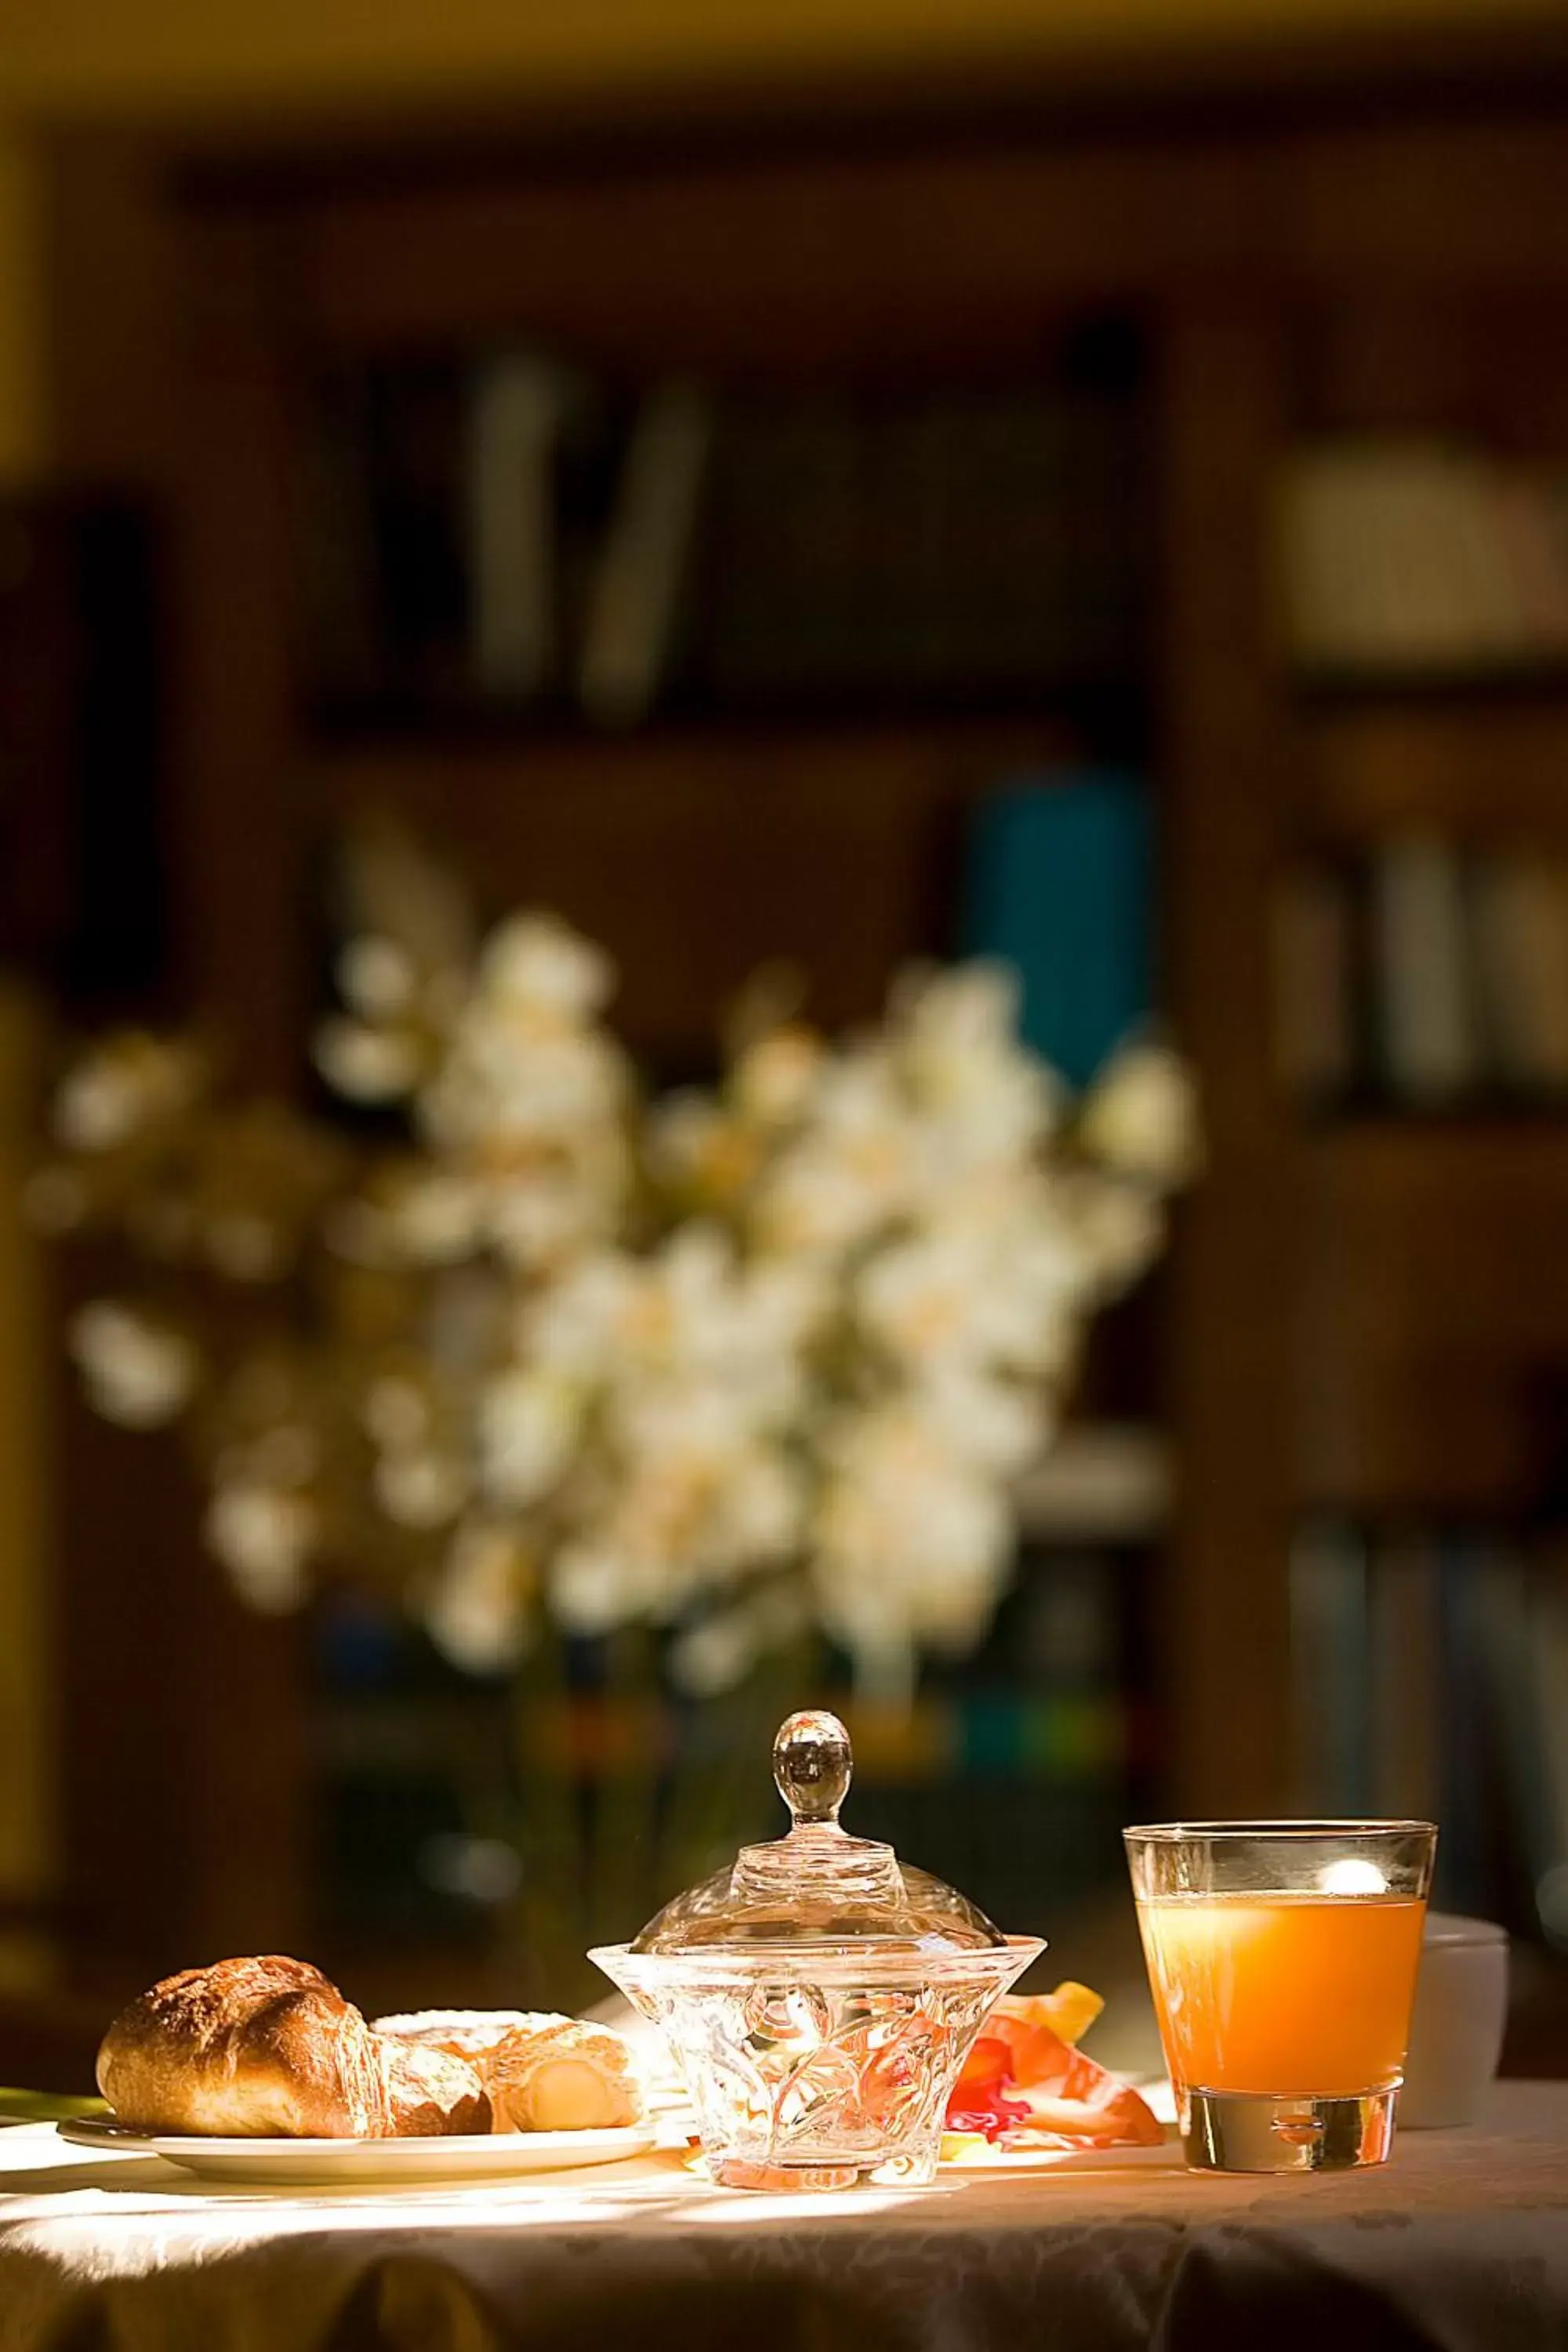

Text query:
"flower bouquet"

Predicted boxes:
[[34, 837, 1196, 1979]]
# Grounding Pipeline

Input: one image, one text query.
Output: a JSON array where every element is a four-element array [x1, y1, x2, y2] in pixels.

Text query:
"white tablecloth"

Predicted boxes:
[[2, 2083, 1566, 2351]]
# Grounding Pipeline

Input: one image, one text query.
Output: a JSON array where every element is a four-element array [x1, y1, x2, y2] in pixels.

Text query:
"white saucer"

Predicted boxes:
[[57, 2115, 655, 2184]]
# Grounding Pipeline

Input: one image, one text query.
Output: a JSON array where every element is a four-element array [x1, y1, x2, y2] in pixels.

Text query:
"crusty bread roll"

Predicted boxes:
[[374, 2007, 643, 2132], [486, 2020, 644, 2132], [97, 1957, 490, 2139]]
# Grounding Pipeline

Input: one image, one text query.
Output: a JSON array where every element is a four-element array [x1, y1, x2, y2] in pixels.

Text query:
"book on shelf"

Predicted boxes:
[[307, 351, 1149, 725], [1367, 1531, 1440, 1824], [961, 771, 1151, 1090], [577, 380, 713, 728], [1279, 437, 1568, 681], [1290, 1516, 1568, 1933], [1469, 851, 1568, 1098], [1278, 833, 1568, 1112], [465, 352, 584, 704], [1289, 1516, 1373, 1816], [1272, 866, 1359, 1105], [1371, 831, 1484, 1104]]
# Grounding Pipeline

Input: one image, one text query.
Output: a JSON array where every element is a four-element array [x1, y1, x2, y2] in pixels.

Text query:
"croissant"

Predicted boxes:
[[98, 1956, 490, 2138], [375, 2008, 644, 2132]]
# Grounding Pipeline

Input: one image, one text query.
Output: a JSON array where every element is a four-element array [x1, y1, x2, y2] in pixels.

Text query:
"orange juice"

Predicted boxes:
[[1136, 1893, 1426, 2096]]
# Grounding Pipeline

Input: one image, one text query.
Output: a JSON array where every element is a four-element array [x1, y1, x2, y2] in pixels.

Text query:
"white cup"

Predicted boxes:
[[1399, 1911, 1509, 2129]]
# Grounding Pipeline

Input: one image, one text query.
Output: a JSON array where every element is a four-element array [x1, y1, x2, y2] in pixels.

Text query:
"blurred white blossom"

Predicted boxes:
[[373, 1449, 469, 1530], [425, 1522, 532, 1672], [47, 890, 1195, 1693], [68, 1301, 198, 1428], [53, 1035, 200, 1153], [479, 1369, 582, 1508], [314, 1018, 424, 1103], [1077, 1040, 1202, 1186], [205, 1482, 314, 1613]]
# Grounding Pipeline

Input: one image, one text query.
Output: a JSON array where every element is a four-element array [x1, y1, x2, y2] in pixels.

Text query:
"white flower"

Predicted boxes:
[[336, 935, 419, 1020], [549, 1541, 658, 1635], [68, 1301, 198, 1427], [386, 1175, 480, 1263], [709, 1445, 807, 1563], [898, 964, 1058, 1165], [753, 1054, 921, 1254], [855, 1231, 985, 1367], [914, 1365, 1047, 1475], [667, 1610, 758, 1697], [479, 914, 614, 1021], [478, 1370, 582, 1507], [426, 1523, 531, 1673], [314, 1018, 423, 1103], [646, 1091, 756, 1200], [1077, 1041, 1200, 1185], [419, 1018, 626, 1155], [1060, 1178, 1165, 1294], [812, 1402, 1014, 1665], [53, 1036, 198, 1153], [485, 1157, 625, 1270], [732, 1027, 822, 1125], [55, 1063, 146, 1152], [855, 1196, 1091, 1378], [205, 1483, 314, 1613], [524, 1252, 639, 1380], [374, 1450, 469, 1530]]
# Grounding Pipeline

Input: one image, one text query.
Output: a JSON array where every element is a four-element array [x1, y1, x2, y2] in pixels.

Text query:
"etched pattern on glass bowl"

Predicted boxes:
[[594, 1944, 1036, 2188]]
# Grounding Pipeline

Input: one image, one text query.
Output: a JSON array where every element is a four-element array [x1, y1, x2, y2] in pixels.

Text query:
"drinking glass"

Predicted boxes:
[[1125, 1820, 1437, 2172]]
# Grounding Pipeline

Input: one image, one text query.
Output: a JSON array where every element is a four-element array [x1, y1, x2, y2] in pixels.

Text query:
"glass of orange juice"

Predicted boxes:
[[1125, 1820, 1436, 2172]]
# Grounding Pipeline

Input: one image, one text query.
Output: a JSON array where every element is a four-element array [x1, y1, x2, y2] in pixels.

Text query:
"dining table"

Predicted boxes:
[[1, 2080, 1566, 2352]]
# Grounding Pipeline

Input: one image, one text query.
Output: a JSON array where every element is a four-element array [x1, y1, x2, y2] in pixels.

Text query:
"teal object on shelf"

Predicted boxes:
[[962, 772, 1152, 1088]]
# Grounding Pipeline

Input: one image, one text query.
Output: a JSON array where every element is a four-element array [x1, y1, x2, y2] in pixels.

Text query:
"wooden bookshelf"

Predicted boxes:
[[1306, 699, 1568, 843], [31, 78, 1568, 1975]]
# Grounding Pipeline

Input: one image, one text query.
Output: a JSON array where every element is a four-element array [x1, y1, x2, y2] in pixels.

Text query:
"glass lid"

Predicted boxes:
[[630, 1709, 1008, 1954]]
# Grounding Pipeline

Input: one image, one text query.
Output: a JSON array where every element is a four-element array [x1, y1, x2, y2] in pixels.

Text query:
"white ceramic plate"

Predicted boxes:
[[940, 2129, 1179, 2172], [56, 2115, 655, 2183]]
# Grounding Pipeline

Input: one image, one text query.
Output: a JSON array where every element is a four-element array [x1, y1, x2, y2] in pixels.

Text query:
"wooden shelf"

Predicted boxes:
[[1294, 1119, 1568, 1513], [1304, 694, 1568, 843], [1298, 1105, 1568, 1142], [1303, 1109, 1568, 1161], [1296, 666, 1568, 711], [307, 684, 1149, 757]]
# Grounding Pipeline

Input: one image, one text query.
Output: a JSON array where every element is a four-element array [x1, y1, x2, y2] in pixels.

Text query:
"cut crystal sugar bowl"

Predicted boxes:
[[590, 1710, 1042, 2189]]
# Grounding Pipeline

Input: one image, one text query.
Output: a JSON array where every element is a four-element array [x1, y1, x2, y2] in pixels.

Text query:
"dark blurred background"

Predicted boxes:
[[3, 0, 1568, 2089]]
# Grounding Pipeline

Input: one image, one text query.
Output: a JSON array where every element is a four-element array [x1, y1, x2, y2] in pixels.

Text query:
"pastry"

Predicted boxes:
[[371, 2009, 562, 2067], [486, 2018, 644, 2132], [98, 1956, 490, 2138], [374, 2007, 644, 2132]]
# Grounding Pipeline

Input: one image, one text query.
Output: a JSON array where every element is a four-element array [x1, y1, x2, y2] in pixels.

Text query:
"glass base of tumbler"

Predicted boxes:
[[1180, 2086, 1399, 2172]]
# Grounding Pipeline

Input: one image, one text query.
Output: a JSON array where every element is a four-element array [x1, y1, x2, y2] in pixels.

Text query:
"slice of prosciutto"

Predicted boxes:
[[946, 1995, 1162, 2147]]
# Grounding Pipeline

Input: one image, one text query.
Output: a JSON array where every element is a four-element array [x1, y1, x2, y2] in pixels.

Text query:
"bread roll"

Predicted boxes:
[[486, 2020, 644, 2132], [97, 1957, 490, 2139], [375, 2007, 643, 2132]]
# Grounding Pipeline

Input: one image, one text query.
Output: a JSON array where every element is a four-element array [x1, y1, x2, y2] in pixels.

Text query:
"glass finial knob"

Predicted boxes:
[[773, 1709, 852, 1826]]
